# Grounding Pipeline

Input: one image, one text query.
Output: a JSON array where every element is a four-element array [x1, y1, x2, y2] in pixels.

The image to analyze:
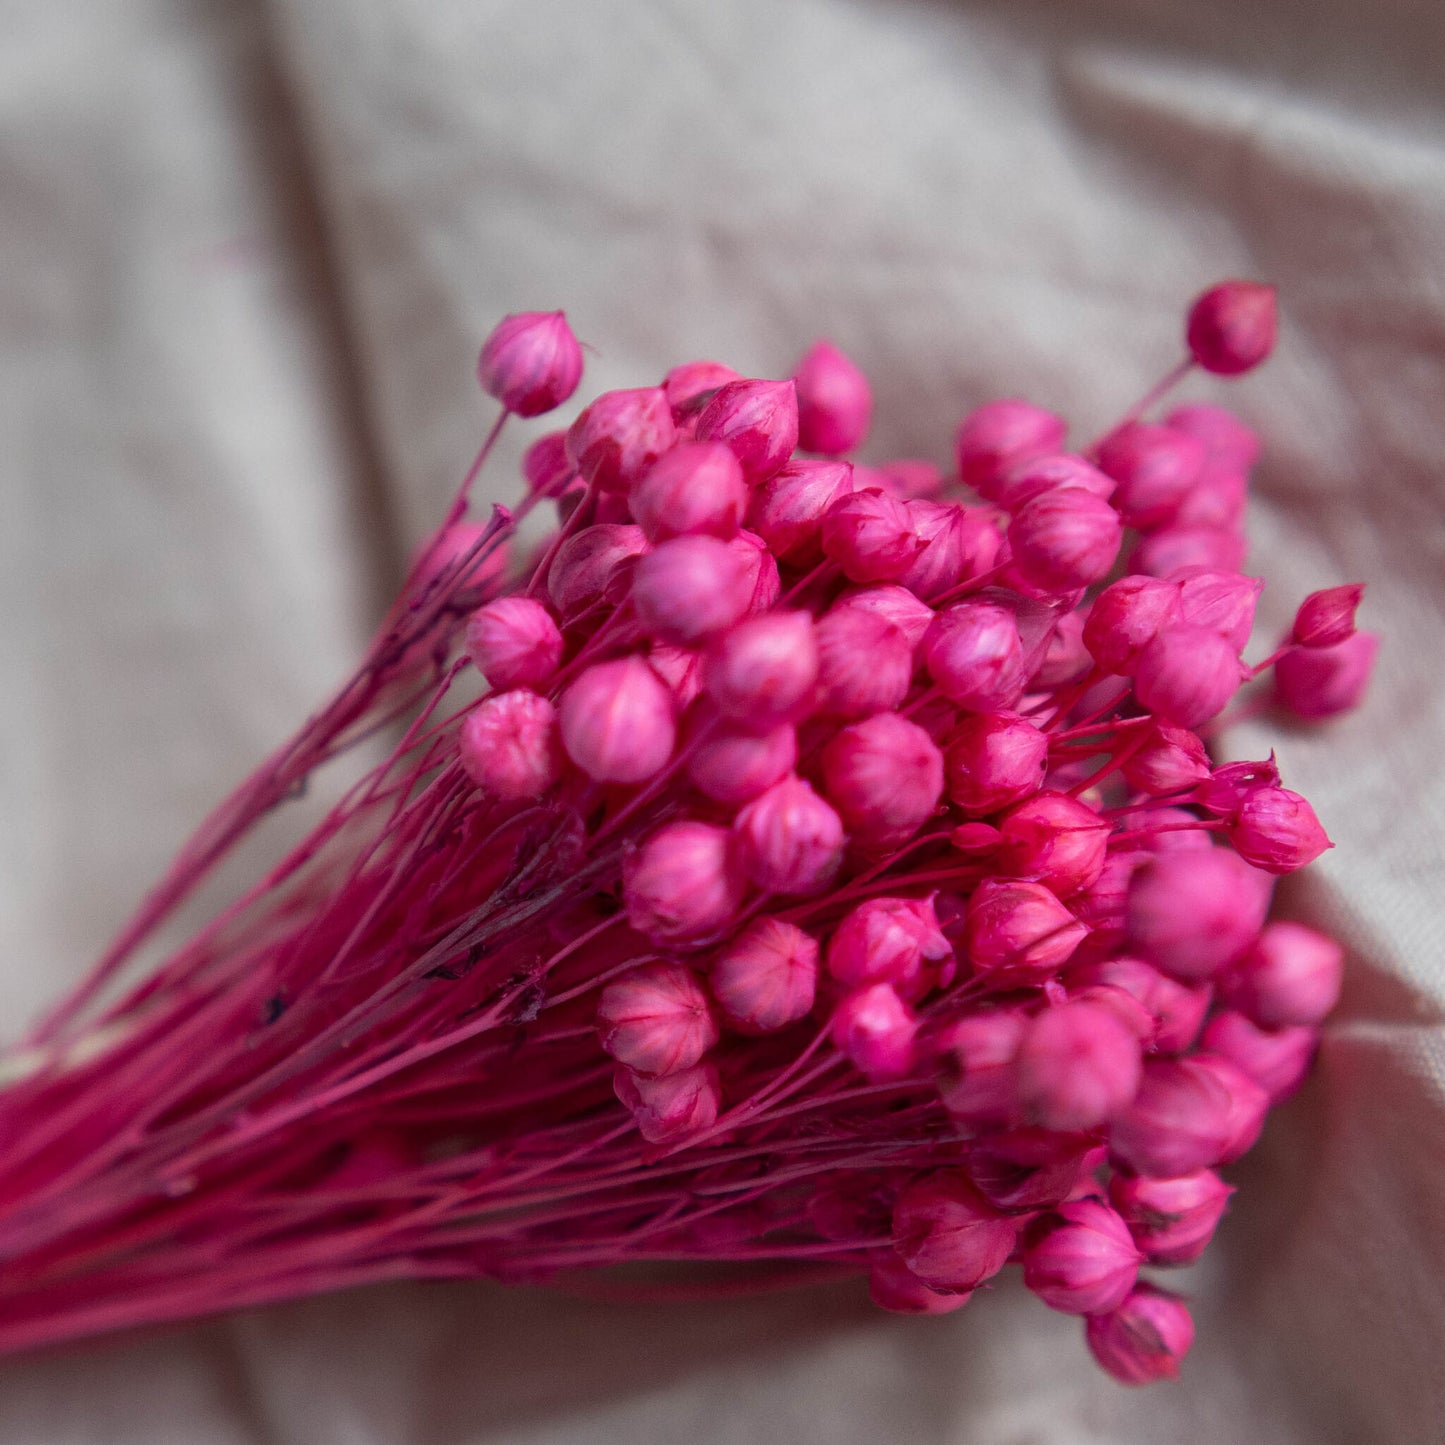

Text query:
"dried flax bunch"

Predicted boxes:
[[0, 284, 1376, 1381]]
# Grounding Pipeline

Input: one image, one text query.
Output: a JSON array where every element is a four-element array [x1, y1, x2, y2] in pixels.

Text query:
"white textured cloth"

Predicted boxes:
[[2, 1, 1443, 1439]]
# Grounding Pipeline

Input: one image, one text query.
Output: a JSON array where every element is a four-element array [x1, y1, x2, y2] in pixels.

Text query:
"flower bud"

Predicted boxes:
[[410, 522, 509, 601], [746, 459, 855, 563], [868, 1253, 971, 1314], [877, 457, 945, 500], [457, 690, 562, 802], [826, 896, 952, 1000], [1228, 787, 1332, 873], [1200, 1011, 1316, 1101], [1120, 724, 1212, 796], [935, 1010, 1026, 1125], [1133, 624, 1243, 728], [1023, 1199, 1142, 1315], [943, 712, 1048, 816], [922, 602, 1028, 711], [891, 1174, 1017, 1290], [1274, 630, 1379, 719], [956, 400, 1066, 499], [1165, 403, 1260, 474], [565, 387, 677, 493], [1097, 422, 1206, 531], [614, 1061, 721, 1144], [733, 775, 846, 895], [1108, 1169, 1234, 1266], [899, 501, 1003, 601], [694, 378, 799, 482], [464, 597, 564, 691], [1109, 1054, 1263, 1176], [725, 529, 781, 613], [821, 489, 924, 583], [813, 607, 914, 718], [964, 879, 1088, 981], [819, 712, 945, 848], [1194, 757, 1280, 817], [648, 643, 703, 710], [686, 720, 796, 804], [521, 430, 574, 496], [832, 584, 935, 650], [1224, 921, 1343, 1029], [997, 792, 1110, 898], [1176, 568, 1263, 653], [559, 656, 676, 783], [1008, 488, 1123, 592], [967, 1129, 1096, 1213], [547, 523, 649, 621], [1132, 524, 1247, 579], [1186, 280, 1277, 375], [1291, 583, 1365, 648], [831, 983, 919, 1081], [662, 360, 740, 416], [1126, 848, 1270, 981], [1083, 576, 1183, 676], [596, 964, 719, 1076], [1086, 1284, 1195, 1384], [1068, 956, 1211, 1054], [1069, 851, 1145, 950], [631, 535, 754, 644], [1014, 1002, 1143, 1132], [709, 916, 818, 1034], [1033, 610, 1092, 689], [793, 339, 872, 455], [703, 611, 819, 728], [630, 442, 749, 542], [623, 820, 745, 944], [477, 310, 583, 416], [991, 452, 1115, 513]]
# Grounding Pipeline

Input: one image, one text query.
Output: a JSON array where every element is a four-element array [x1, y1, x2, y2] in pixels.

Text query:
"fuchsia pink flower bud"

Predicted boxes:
[[1195, 757, 1280, 817], [1108, 1169, 1234, 1266], [614, 1062, 721, 1144], [747, 459, 854, 563], [631, 535, 754, 644], [891, 1174, 1017, 1291], [630, 442, 749, 541], [1186, 280, 1278, 376], [819, 712, 945, 848], [596, 964, 719, 1076], [521, 431, 573, 496], [956, 400, 1067, 499], [559, 656, 676, 783], [1120, 724, 1212, 796], [1176, 568, 1263, 653], [686, 720, 796, 804], [991, 452, 1115, 513], [1224, 921, 1344, 1028], [1274, 630, 1379, 719], [1086, 1284, 1195, 1384], [465, 597, 564, 690], [1166, 403, 1260, 475], [793, 339, 872, 456], [1133, 624, 1243, 728], [868, 1253, 971, 1315], [458, 690, 561, 802], [813, 606, 914, 718], [725, 530, 781, 613], [1200, 1012, 1316, 1101], [1068, 956, 1211, 1054], [935, 1010, 1026, 1125], [943, 712, 1048, 816], [662, 360, 740, 416], [1228, 787, 1333, 873], [1291, 583, 1365, 648], [1097, 422, 1206, 531], [648, 643, 703, 710], [1008, 488, 1123, 592], [964, 879, 1088, 980], [1132, 525, 1247, 579], [1127, 847, 1271, 981], [547, 523, 649, 621], [831, 983, 919, 1081], [878, 458, 945, 500], [694, 378, 799, 482], [923, 602, 1028, 711], [826, 896, 952, 1001], [704, 611, 819, 728], [997, 792, 1110, 898], [833, 584, 935, 650], [966, 1130, 1097, 1213], [566, 387, 677, 493], [1023, 1199, 1142, 1315], [1033, 610, 1092, 689], [624, 820, 745, 944], [821, 489, 924, 583], [1083, 576, 1183, 676], [411, 522, 509, 599], [1109, 1054, 1266, 1176], [734, 775, 846, 895], [477, 310, 584, 416], [709, 916, 819, 1034], [899, 501, 1003, 602], [1014, 1001, 1143, 1131]]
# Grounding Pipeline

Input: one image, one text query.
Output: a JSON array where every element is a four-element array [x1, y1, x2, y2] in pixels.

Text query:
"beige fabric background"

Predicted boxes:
[[2, 0, 1444, 1439]]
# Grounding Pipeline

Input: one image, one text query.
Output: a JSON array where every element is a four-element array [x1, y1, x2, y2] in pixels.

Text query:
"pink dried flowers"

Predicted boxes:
[[0, 289, 1372, 1391]]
